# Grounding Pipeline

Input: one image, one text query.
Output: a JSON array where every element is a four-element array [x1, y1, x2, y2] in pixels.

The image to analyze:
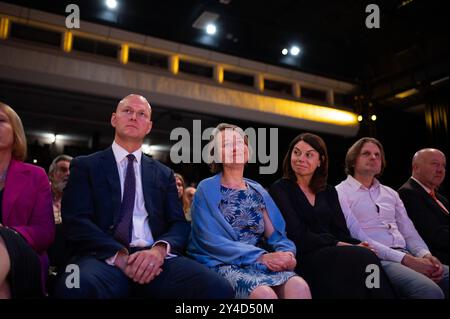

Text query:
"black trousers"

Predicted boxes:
[[54, 254, 234, 299], [0, 226, 43, 298], [299, 245, 396, 299]]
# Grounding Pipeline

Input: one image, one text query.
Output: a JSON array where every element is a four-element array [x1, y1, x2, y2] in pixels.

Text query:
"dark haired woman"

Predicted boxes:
[[269, 133, 394, 298]]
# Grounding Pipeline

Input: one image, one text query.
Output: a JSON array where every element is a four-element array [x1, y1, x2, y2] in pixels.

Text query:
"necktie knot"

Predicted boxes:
[[127, 154, 135, 162]]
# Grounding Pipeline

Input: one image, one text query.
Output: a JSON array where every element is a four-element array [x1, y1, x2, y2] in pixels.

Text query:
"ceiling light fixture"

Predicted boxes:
[[105, 0, 118, 10], [206, 23, 217, 35], [193, 11, 219, 30], [290, 46, 301, 56], [394, 88, 419, 99]]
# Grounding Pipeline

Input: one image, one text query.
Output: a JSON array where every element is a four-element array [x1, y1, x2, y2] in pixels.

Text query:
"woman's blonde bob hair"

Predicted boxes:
[[0, 102, 27, 161]]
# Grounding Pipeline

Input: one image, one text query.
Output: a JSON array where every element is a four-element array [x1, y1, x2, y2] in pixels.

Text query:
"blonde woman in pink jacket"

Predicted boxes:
[[0, 102, 55, 298]]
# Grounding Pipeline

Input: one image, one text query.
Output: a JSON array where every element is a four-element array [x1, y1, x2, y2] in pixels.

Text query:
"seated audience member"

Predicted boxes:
[[174, 173, 186, 200], [54, 94, 233, 299], [188, 123, 311, 299], [398, 148, 448, 264], [336, 137, 448, 299], [269, 133, 394, 298], [0, 102, 55, 298], [48, 155, 73, 225], [47, 155, 73, 282], [174, 173, 191, 222], [184, 186, 196, 222]]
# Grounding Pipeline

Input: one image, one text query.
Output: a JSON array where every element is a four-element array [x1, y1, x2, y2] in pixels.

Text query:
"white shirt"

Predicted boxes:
[[106, 142, 172, 265], [112, 141, 154, 247], [336, 175, 430, 263]]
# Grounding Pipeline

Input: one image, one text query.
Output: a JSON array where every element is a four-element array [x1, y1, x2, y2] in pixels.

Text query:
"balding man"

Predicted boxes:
[[398, 148, 448, 264], [55, 94, 233, 299]]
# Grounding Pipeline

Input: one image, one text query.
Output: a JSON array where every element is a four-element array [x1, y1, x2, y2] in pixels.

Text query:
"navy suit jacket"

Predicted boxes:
[[61, 147, 190, 260], [398, 178, 448, 264]]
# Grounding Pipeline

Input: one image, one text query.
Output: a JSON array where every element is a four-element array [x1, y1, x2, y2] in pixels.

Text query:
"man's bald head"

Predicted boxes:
[[111, 94, 153, 149], [412, 148, 446, 190], [116, 94, 151, 112]]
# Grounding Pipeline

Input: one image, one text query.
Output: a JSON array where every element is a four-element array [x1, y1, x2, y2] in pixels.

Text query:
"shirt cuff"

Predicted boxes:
[[416, 249, 431, 258], [105, 253, 117, 266], [105, 248, 129, 266], [386, 249, 406, 263], [153, 240, 177, 258]]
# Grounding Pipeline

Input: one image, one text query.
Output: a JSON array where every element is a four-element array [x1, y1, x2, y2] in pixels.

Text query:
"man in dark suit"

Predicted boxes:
[[54, 94, 233, 298], [399, 148, 448, 264]]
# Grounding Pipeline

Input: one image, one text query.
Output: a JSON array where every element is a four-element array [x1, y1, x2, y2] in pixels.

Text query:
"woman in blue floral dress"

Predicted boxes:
[[187, 123, 311, 299]]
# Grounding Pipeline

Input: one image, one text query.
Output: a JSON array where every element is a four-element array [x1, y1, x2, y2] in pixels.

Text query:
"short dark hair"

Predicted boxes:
[[282, 132, 328, 194], [344, 137, 386, 177]]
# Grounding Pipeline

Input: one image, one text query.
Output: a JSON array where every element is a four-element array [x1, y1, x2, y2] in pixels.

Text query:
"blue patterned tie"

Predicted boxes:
[[114, 154, 136, 247]]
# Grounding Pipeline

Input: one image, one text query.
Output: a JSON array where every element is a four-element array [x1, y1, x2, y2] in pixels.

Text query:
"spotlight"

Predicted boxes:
[[357, 115, 363, 122], [105, 0, 118, 10], [206, 24, 217, 35], [290, 46, 300, 56], [371, 115, 377, 121], [282, 48, 288, 56]]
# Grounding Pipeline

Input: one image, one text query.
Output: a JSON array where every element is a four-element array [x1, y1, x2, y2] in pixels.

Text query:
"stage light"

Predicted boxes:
[[106, 0, 118, 10], [206, 23, 217, 35], [290, 46, 300, 56]]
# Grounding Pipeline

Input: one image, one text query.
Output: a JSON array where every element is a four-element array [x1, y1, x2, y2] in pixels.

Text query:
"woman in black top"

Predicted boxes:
[[269, 133, 394, 298]]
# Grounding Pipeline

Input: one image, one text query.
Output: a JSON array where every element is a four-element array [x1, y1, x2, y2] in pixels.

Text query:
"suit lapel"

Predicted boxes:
[[3, 160, 30, 223], [436, 193, 449, 211], [141, 155, 156, 225], [101, 148, 122, 223], [409, 178, 448, 215]]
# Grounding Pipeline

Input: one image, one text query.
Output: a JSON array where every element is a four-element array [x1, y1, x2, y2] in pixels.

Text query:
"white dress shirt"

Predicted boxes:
[[106, 142, 172, 265], [336, 175, 430, 263], [112, 141, 154, 247]]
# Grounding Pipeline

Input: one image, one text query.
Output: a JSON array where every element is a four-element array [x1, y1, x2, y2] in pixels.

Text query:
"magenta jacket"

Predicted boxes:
[[2, 159, 55, 287]]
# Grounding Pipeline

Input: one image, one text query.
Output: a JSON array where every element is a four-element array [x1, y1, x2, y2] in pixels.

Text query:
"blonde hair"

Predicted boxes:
[[0, 102, 27, 161]]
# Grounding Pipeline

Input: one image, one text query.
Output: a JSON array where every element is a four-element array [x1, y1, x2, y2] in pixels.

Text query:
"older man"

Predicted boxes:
[[398, 149, 448, 264], [48, 155, 73, 225]]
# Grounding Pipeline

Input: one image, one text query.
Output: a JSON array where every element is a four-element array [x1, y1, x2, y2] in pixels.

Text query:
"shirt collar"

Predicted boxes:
[[345, 174, 380, 191], [411, 176, 432, 194], [112, 141, 142, 165]]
